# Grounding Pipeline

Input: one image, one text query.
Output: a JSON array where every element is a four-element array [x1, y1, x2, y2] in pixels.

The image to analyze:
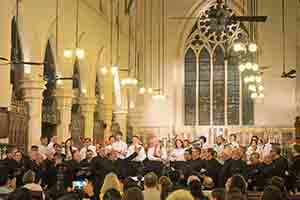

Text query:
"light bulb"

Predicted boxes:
[[121, 79, 126, 85], [249, 75, 256, 82], [64, 49, 73, 58], [233, 42, 244, 52], [129, 102, 135, 109], [100, 67, 108, 75], [132, 79, 138, 85], [139, 87, 146, 94], [244, 77, 249, 83], [248, 43, 258, 52], [111, 65, 118, 75], [256, 76, 262, 83], [24, 64, 31, 74], [56, 79, 63, 86], [75, 48, 85, 59], [248, 84, 256, 92], [251, 92, 258, 99], [82, 88, 87, 94], [252, 63, 259, 71], [246, 62, 252, 70], [239, 64, 246, 72], [258, 93, 265, 98], [100, 94, 105, 100], [258, 85, 264, 91], [148, 88, 153, 94]]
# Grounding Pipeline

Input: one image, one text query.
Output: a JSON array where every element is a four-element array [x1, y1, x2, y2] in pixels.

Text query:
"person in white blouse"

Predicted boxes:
[[246, 140, 262, 162], [228, 134, 240, 149], [105, 135, 115, 155], [147, 136, 162, 161], [79, 138, 97, 160], [112, 131, 128, 159], [170, 139, 185, 161], [126, 136, 146, 161]]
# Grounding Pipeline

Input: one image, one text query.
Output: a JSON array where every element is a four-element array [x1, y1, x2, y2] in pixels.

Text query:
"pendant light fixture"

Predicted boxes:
[[63, 0, 85, 60]]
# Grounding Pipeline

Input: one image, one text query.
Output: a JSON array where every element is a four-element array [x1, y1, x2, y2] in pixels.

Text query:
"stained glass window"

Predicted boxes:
[[184, 48, 197, 125], [183, 2, 253, 126], [198, 48, 210, 125], [227, 57, 240, 125], [213, 46, 225, 125]]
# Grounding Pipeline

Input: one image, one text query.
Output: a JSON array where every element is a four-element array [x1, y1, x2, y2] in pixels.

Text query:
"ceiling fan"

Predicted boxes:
[[280, 0, 296, 79], [0, 0, 45, 67]]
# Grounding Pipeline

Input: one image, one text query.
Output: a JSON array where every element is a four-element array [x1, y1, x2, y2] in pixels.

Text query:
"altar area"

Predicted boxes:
[[137, 126, 295, 146]]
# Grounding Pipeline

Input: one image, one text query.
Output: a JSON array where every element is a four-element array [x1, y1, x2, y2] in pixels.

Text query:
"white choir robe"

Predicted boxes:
[[261, 143, 272, 160], [170, 148, 185, 161], [246, 147, 262, 162], [147, 146, 167, 161], [79, 145, 97, 160], [229, 142, 240, 149], [126, 145, 146, 161], [112, 141, 128, 159]]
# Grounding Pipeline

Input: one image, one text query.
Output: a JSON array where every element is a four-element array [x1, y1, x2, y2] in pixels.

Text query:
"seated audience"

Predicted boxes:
[[159, 176, 173, 200], [122, 187, 144, 200], [166, 189, 194, 200], [209, 188, 225, 200], [143, 172, 160, 200], [22, 170, 44, 200], [103, 188, 122, 200]]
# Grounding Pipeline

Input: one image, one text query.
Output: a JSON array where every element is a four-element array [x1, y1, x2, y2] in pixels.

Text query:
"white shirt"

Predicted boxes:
[[126, 144, 146, 161], [147, 146, 161, 161], [112, 141, 128, 159], [261, 143, 272, 159], [170, 148, 185, 161], [229, 141, 240, 149], [214, 144, 225, 155], [246, 146, 262, 161], [79, 145, 97, 160], [47, 142, 55, 152]]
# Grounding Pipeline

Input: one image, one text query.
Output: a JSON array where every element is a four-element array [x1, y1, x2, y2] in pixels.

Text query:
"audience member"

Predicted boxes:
[[122, 187, 144, 200], [144, 172, 160, 200], [103, 188, 122, 200], [260, 185, 283, 200], [209, 188, 225, 200], [166, 189, 194, 200], [159, 176, 173, 200]]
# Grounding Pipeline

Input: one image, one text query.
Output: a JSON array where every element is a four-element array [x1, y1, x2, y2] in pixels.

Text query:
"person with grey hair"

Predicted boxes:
[[22, 170, 44, 200]]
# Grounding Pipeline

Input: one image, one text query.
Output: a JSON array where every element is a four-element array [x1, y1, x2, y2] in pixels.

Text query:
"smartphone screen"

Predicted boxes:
[[72, 181, 87, 190]]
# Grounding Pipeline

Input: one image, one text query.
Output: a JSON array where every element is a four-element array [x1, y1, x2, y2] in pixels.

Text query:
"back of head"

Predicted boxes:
[[122, 187, 143, 200], [166, 190, 193, 200], [211, 188, 226, 200], [57, 193, 81, 200], [144, 172, 158, 189], [225, 188, 246, 200], [8, 188, 31, 200], [159, 176, 173, 193], [188, 179, 205, 199], [22, 170, 35, 184], [101, 173, 121, 194], [227, 174, 247, 194], [261, 186, 282, 200], [104, 188, 122, 200]]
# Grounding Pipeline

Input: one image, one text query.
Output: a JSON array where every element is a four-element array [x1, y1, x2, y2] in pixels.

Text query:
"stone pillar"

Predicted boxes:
[[0, 1, 13, 108], [21, 78, 45, 147], [113, 111, 128, 140], [103, 103, 113, 139], [55, 88, 73, 142], [80, 97, 96, 141]]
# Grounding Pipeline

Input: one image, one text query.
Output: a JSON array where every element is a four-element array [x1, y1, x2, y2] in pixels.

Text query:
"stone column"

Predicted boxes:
[[113, 111, 128, 140], [0, 1, 13, 108], [80, 97, 96, 141], [102, 103, 113, 139], [55, 88, 73, 142], [21, 78, 45, 147]]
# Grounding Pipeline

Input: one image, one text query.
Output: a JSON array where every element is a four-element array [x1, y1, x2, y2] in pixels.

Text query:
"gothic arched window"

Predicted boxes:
[[184, 3, 253, 126]]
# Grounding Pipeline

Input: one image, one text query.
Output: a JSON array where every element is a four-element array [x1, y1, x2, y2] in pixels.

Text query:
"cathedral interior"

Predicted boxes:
[[0, 0, 299, 149]]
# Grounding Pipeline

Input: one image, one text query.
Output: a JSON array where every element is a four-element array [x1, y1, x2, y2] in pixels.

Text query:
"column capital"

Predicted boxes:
[[80, 97, 97, 113], [20, 79, 45, 101], [54, 88, 73, 110]]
